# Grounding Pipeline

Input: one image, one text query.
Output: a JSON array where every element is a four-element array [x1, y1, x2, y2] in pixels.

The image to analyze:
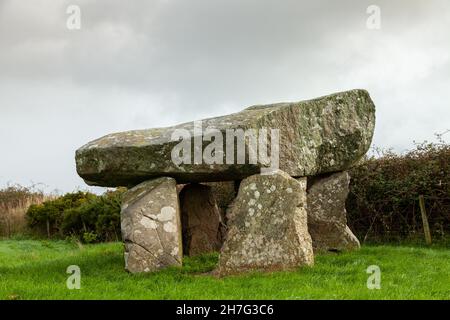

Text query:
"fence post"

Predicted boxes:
[[46, 219, 50, 238], [418, 195, 432, 245]]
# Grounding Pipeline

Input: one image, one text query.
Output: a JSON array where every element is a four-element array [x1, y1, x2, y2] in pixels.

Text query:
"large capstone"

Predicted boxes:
[[121, 177, 182, 273], [179, 184, 223, 256], [76, 89, 375, 187], [306, 171, 360, 252], [217, 171, 314, 275]]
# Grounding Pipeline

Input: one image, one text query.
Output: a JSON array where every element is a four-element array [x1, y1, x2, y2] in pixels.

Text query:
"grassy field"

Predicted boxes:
[[0, 240, 449, 300]]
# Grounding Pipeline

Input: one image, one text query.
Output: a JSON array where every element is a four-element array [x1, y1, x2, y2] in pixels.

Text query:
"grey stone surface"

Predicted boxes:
[[121, 177, 182, 273], [179, 183, 223, 256], [202, 181, 237, 235], [306, 171, 360, 252], [76, 89, 376, 187], [217, 171, 314, 275], [202, 181, 237, 216]]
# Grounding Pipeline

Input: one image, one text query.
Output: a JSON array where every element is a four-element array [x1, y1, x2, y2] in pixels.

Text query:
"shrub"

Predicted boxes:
[[347, 137, 450, 243], [27, 191, 95, 237], [26, 189, 125, 242], [82, 231, 98, 244]]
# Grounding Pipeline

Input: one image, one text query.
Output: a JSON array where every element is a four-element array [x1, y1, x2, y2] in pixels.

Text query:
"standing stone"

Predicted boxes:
[[306, 171, 360, 252], [121, 177, 182, 273], [202, 181, 237, 218], [202, 181, 237, 237], [218, 171, 314, 275], [179, 184, 223, 256]]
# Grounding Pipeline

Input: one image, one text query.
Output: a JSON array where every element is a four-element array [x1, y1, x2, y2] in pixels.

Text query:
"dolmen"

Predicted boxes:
[[75, 89, 376, 275]]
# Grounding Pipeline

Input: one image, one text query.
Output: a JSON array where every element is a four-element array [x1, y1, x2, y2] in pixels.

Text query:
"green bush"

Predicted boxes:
[[82, 231, 98, 244], [27, 191, 94, 237], [26, 189, 125, 242], [347, 138, 450, 243]]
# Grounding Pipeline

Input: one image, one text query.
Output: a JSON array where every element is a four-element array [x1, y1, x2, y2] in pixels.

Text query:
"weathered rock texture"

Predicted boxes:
[[306, 172, 360, 252], [121, 177, 182, 273], [218, 171, 314, 275], [202, 181, 238, 235], [202, 181, 238, 217], [179, 184, 223, 256], [76, 89, 375, 187]]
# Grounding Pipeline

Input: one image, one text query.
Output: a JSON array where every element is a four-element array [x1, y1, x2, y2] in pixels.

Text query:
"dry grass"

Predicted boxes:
[[0, 185, 52, 238]]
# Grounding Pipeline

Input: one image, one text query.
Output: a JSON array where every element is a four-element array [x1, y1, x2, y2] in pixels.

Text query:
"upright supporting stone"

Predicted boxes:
[[179, 184, 223, 256], [202, 181, 237, 219], [218, 171, 314, 275], [306, 171, 360, 252], [121, 177, 182, 273], [202, 181, 237, 238]]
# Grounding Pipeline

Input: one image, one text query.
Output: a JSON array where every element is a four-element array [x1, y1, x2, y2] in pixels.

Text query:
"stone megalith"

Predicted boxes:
[[74, 89, 377, 275], [75, 89, 376, 187], [306, 172, 360, 252], [179, 184, 223, 256], [121, 177, 182, 273], [218, 171, 314, 275]]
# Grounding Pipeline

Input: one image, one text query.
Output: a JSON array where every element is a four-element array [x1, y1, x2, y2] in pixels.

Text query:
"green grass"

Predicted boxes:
[[0, 240, 449, 300]]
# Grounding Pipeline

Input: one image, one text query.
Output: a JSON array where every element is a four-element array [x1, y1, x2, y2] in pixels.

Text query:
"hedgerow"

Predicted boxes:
[[347, 136, 450, 243]]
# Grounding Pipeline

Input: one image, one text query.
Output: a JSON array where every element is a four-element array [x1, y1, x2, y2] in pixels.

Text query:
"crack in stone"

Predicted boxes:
[[125, 240, 165, 267], [142, 213, 158, 221]]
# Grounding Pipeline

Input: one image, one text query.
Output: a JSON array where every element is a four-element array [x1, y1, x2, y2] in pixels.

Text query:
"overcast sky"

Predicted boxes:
[[0, 0, 449, 193]]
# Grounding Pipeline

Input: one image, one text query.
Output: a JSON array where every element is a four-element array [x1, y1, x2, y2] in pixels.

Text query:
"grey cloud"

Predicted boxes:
[[0, 0, 449, 192]]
